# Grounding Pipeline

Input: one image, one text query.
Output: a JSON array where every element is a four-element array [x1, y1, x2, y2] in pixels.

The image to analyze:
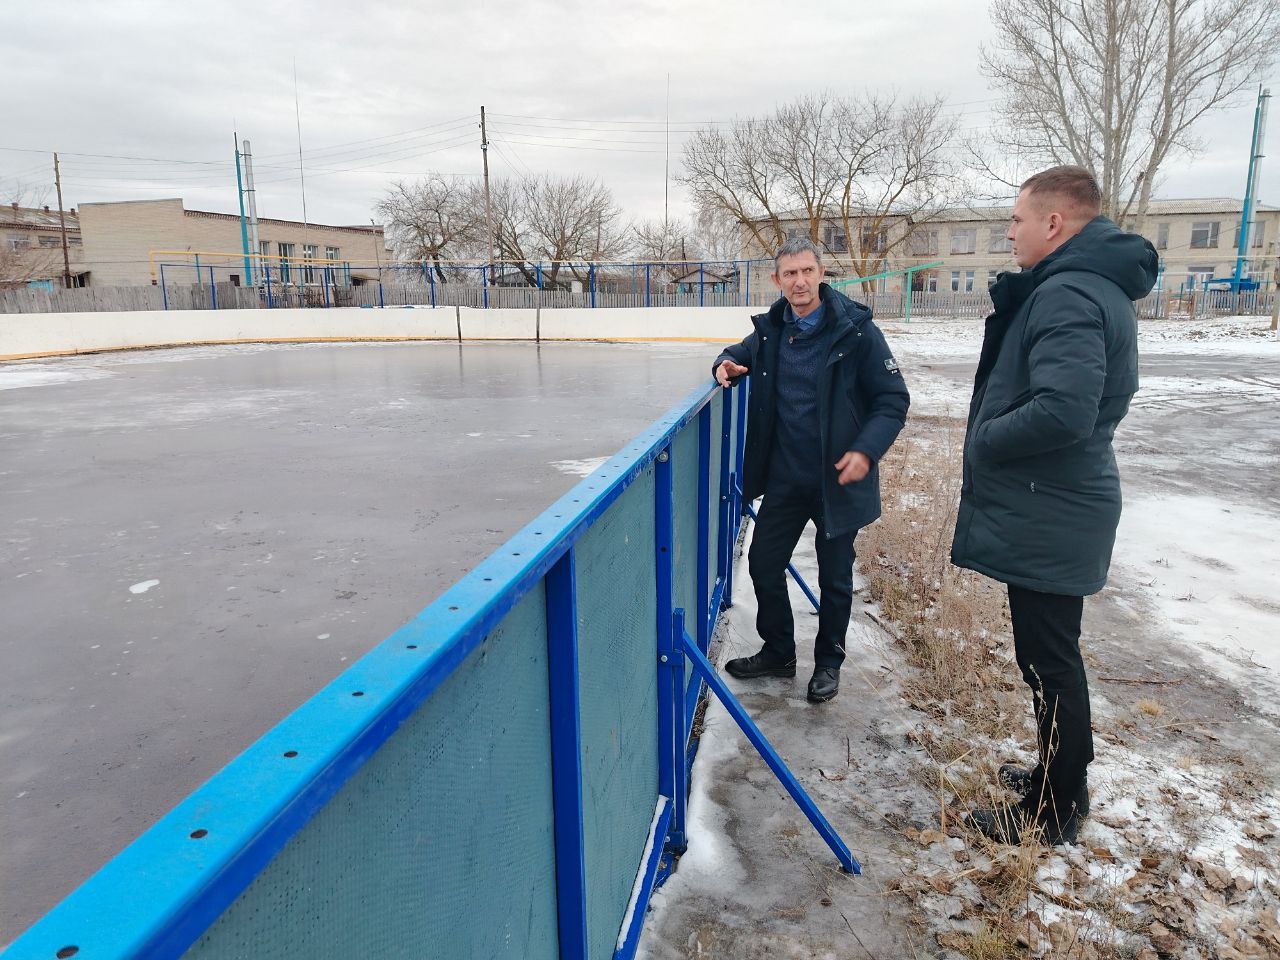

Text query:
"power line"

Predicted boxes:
[[489, 134, 664, 155]]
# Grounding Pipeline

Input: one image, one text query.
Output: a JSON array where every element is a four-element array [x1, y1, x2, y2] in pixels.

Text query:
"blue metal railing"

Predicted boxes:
[[5, 379, 752, 960]]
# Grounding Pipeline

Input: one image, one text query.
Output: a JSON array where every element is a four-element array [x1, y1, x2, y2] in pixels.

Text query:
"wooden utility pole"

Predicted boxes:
[[480, 106, 496, 286], [53, 152, 72, 288]]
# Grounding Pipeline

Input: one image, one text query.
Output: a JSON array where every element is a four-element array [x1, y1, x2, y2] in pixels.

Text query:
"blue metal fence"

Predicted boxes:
[[4, 378, 749, 960]]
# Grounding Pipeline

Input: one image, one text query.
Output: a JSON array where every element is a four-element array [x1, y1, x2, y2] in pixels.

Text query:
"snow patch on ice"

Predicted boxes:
[[128, 580, 159, 595], [0, 365, 113, 390], [551, 457, 608, 477]]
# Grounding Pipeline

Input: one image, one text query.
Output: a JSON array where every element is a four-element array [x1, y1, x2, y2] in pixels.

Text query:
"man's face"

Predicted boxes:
[[771, 251, 824, 313], [1008, 188, 1069, 268]]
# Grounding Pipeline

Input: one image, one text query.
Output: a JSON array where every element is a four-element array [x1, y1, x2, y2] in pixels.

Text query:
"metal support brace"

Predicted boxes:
[[676, 614, 860, 874]]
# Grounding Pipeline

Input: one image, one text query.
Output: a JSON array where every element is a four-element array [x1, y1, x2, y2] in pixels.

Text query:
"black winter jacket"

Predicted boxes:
[[950, 216, 1159, 595], [713, 284, 910, 538]]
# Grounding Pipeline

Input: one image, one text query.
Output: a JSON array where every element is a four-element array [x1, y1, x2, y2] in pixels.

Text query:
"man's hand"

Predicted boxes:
[[715, 359, 749, 388], [835, 451, 872, 485]]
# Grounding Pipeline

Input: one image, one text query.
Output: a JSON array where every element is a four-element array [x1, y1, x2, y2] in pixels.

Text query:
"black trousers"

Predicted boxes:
[[1007, 584, 1093, 823], [746, 491, 856, 669]]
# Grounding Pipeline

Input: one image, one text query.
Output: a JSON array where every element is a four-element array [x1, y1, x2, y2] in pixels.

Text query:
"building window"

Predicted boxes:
[[38, 235, 61, 248], [909, 229, 938, 257], [860, 227, 887, 254], [1235, 220, 1267, 250], [1156, 222, 1169, 250], [325, 245, 340, 261], [6, 235, 31, 251], [988, 229, 1011, 254], [822, 225, 848, 254], [950, 228, 976, 255], [987, 270, 1000, 287], [950, 270, 961, 292], [786, 228, 805, 240], [278, 242, 295, 282], [68, 236, 82, 246], [1190, 221, 1220, 249], [964, 270, 975, 293], [303, 244, 318, 283], [925, 275, 937, 293]]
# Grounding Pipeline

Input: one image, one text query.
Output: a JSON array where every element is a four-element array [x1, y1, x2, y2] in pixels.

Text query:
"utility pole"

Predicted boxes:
[[234, 133, 252, 287], [242, 139, 262, 286], [664, 73, 670, 232], [480, 106, 496, 286], [52, 152, 71, 288], [1233, 86, 1270, 290]]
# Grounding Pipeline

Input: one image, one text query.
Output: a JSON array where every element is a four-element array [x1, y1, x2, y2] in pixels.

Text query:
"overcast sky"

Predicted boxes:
[[2, 0, 1275, 230]]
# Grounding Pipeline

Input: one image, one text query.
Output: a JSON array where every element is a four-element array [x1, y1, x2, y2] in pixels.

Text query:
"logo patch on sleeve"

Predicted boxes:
[[884, 357, 900, 374]]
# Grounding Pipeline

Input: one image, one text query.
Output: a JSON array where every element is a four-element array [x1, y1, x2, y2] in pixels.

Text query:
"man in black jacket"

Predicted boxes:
[[953, 166, 1158, 845], [713, 237, 910, 703]]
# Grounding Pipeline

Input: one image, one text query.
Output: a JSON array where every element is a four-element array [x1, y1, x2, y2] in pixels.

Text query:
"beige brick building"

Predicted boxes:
[[76, 198, 387, 288], [1, 202, 86, 289], [745, 198, 1279, 296]]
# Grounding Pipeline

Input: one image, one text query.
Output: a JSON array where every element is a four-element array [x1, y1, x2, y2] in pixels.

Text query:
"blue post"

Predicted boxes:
[[718, 386, 733, 608], [536, 263, 543, 291], [545, 548, 590, 960], [264, 264, 273, 308], [160, 263, 168, 310], [645, 263, 651, 308], [678, 624, 860, 874], [428, 262, 436, 308], [322, 267, 330, 308], [378, 277, 384, 309], [194, 253, 201, 288], [745, 261, 750, 306], [589, 263, 596, 308], [696, 404, 712, 653], [699, 261, 705, 307], [655, 444, 687, 851], [209, 266, 217, 310]]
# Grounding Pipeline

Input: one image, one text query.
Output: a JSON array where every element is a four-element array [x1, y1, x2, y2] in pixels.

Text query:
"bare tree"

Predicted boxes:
[[376, 175, 478, 282], [1, 188, 61, 289], [631, 218, 699, 263], [981, 0, 1280, 231], [691, 204, 742, 261], [489, 174, 626, 288], [681, 92, 959, 284]]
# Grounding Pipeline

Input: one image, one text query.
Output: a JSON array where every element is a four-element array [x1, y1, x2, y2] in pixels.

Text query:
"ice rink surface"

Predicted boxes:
[[0, 340, 720, 938]]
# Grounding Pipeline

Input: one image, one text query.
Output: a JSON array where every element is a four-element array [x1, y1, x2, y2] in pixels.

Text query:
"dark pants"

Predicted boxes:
[[747, 492, 855, 669], [1008, 584, 1093, 824]]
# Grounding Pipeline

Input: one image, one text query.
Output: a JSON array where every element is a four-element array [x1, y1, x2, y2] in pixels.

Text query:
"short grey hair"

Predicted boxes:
[[773, 235, 823, 267]]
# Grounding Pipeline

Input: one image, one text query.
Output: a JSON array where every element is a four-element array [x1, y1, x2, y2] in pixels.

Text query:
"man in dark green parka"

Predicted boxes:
[[952, 166, 1158, 845]]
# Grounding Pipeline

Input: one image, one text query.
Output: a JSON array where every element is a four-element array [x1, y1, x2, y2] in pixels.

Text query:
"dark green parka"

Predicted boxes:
[[950, 217, 1159, 596]]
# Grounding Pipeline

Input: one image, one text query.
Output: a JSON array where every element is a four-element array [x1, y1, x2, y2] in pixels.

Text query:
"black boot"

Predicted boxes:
[[807, 666, 839, 703], [724, 649, 796, 679], [966, 801, 1080, 846], [999, 764, 1090, 818]]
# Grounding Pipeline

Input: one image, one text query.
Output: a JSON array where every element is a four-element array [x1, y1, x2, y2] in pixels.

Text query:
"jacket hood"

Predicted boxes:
[[1032, 216, 1159, 301]]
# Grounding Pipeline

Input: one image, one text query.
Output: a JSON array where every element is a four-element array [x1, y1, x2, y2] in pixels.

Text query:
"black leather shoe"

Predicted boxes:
[[807, 666, 840, 703], [998, 764, 1090, 818], [966, 802, 1080, 846], [724, 650, 796, 679]]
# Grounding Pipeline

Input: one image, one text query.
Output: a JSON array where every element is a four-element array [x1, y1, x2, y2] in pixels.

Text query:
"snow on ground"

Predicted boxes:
[[0, 364, 113, 390], [881, 313, 1279, 361], [1114, 495, 1280, 689]]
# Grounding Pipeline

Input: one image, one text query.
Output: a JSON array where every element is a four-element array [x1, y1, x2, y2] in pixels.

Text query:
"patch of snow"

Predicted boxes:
[[550, 457, 608, 477], [1115, 494, 1280, 689], [0, 365, 113, 390], [128, 580, 159, 595]]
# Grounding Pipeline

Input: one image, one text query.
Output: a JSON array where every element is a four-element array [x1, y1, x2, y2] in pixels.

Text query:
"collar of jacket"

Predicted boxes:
[[752, 282, 869, 358]]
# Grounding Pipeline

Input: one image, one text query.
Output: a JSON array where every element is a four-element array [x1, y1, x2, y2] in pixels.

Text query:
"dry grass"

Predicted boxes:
[[859, 419, 1280, 960]]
